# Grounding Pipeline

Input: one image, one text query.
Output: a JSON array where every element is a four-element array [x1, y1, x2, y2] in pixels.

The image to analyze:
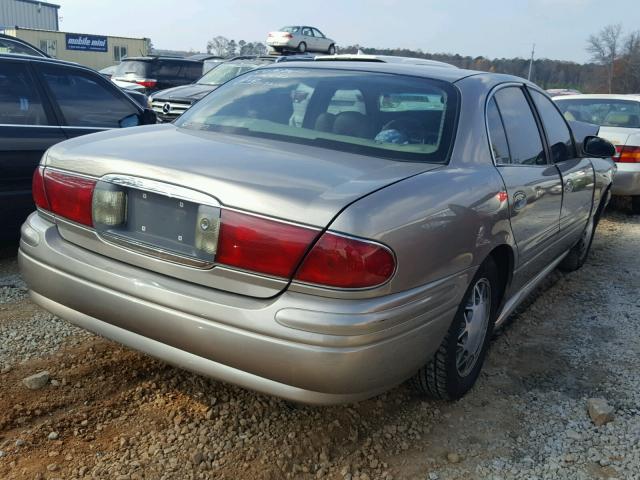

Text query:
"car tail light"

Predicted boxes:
[[294, 232, 396, 288], [135, 79, 157, 89], [43, 170, 96, 226], [216, 210, 318, 278], [284, 33, 293, 39], [92, 184, 127, 226], [32, 167, 50, 210], [617, 145, 640, 163]]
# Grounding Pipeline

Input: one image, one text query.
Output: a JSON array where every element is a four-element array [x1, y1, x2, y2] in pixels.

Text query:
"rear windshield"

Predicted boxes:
[[176, 68, 458, 163], [280, 26, 300, 33], [197, 60, 272, 86], [113, 60, 150, 77], [555, 98, 640, 128]]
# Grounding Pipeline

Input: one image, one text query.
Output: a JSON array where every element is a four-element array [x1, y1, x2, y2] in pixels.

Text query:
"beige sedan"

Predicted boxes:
[[267, 26, 336, 54]]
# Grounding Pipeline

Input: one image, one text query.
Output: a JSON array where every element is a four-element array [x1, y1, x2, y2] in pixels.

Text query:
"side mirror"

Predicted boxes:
[[140, 108, 157, 125], [583, 135, 615, 158]]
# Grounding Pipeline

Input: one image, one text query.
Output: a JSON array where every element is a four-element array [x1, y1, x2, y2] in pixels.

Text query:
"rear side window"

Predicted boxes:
[[156, 61, 182, 77], [0, 62, 48, 125], [184, 62, 204, 80], [530, 89, 575, 163], [176, 68, 459, 163], [486, 97, 511, 164], [494, 87, 547, 166], [39, 65, 139, 128]]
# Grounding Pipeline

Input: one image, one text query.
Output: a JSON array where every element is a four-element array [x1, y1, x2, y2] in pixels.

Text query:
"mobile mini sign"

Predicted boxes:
[[65, 33, 108, 52]]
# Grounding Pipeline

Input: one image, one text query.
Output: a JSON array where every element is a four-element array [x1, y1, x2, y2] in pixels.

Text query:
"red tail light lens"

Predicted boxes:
[[32, 167, 50, 210], [136, 79, 157, 89], [216, 210, 318, 278], [295, 233, 395, 288], [285, 33, 293, 39], [617, 145, 640, 163], [43, 170, 96, 226]]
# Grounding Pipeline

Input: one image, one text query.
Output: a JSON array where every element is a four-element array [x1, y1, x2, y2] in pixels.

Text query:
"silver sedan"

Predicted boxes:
[[267, 26, 335, 54], [20, 60, 615, 405]]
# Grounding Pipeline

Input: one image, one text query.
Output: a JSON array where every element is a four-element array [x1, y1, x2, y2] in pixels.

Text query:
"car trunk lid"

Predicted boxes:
[[43, 124, 438, 297]]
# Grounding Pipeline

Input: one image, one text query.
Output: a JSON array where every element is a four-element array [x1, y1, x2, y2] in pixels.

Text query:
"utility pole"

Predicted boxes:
[[527, 43, 535, 81]]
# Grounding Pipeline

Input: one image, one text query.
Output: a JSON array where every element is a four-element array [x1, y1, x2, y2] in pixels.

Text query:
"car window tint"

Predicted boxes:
[[555, 98, 640, 128], [176, 68, 458, 163], [327, 89, 366, 115], [40, 65, 138, 128], [494, 87, 547, 166], [530, 90, 575, 163], [486, 97, 511, 164], [156, 61, 183, 77], [0, 62, 48, 125]]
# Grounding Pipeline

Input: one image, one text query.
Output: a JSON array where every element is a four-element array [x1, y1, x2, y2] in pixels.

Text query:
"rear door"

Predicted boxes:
[[529, 88, 594, 249], [301, 27, 316, 50], [34, 63, 141, 139], [0, 59, 66, 236], [488, 85, 563, 290]]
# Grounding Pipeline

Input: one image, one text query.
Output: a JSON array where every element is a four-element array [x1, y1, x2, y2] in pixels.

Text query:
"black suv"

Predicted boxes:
[[0, 53, 156, 240], [111, 56, 205, 93]]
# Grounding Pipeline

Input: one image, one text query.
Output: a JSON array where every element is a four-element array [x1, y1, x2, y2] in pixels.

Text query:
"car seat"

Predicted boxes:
[[332, 111, 374, 139]]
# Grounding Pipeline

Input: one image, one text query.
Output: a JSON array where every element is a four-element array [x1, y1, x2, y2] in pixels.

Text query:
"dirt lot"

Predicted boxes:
[[0, 208, 639, 480]]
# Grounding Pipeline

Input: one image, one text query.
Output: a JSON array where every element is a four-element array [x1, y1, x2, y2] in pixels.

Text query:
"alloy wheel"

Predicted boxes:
[[456, 278, 491, 377]]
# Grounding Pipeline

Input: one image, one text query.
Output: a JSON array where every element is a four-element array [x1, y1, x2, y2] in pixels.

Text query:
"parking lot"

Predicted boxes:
[[0, 205, 637, 480]]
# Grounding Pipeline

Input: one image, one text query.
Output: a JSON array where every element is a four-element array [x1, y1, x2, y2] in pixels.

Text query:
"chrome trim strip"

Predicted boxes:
[[495, 249, 569, 327], [101, 174, 221, 207], [0, 124, 109, 130], [222, 206, 322, 231], [101, 232, 214, 269], [45, 166, 99, 181]]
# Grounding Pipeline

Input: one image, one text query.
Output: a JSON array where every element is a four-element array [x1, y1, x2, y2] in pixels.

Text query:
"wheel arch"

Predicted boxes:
[[486, 243, 514, 308]]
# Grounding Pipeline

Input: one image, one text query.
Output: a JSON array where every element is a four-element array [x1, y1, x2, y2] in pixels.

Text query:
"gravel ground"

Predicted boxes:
[[0, 209, 638, 480]]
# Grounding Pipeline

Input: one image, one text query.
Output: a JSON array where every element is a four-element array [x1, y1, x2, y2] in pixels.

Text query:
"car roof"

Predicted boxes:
[[0, 52, 81, 68], [554, 94, 640, 102], [314, 54, 456, 69], [259, 59, 513, 84], [121, 56, 202, 63]]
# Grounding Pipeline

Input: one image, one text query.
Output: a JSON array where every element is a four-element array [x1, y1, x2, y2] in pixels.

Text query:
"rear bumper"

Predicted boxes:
[[19, 213, 466, 404], [612, 163, 640, 196]]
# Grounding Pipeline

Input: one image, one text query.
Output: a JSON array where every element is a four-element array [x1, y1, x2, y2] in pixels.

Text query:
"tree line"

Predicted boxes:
[[202, 27, 640, 94], [206, 36, 266, 57]]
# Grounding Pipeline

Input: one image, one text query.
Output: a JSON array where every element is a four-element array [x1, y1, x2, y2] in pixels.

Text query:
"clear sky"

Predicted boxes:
[[53, 0, 640, 63]]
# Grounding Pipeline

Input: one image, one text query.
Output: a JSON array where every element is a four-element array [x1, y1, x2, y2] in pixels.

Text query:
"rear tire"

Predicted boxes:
[[297, 42, 307, 53], [559, 214, 595, 272], [328, 44, 336, 55], [411, 258, 499, 400], [631, 196, 640, 215]]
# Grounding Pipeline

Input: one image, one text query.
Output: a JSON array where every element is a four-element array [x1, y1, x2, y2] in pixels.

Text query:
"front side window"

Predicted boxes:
[[176, 68, 458, 163], [530, 89, 574, 163], [494, 87, 547, 166], [312, 29, 325, 38], [0, 62, 48, 125], [555, 98, 640, 128], [39, 65, 138, 128]]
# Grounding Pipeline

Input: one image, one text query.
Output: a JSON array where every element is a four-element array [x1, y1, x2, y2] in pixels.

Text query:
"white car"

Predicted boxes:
[[555, 94, 640, 214], [267, 26, 335, 54]]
